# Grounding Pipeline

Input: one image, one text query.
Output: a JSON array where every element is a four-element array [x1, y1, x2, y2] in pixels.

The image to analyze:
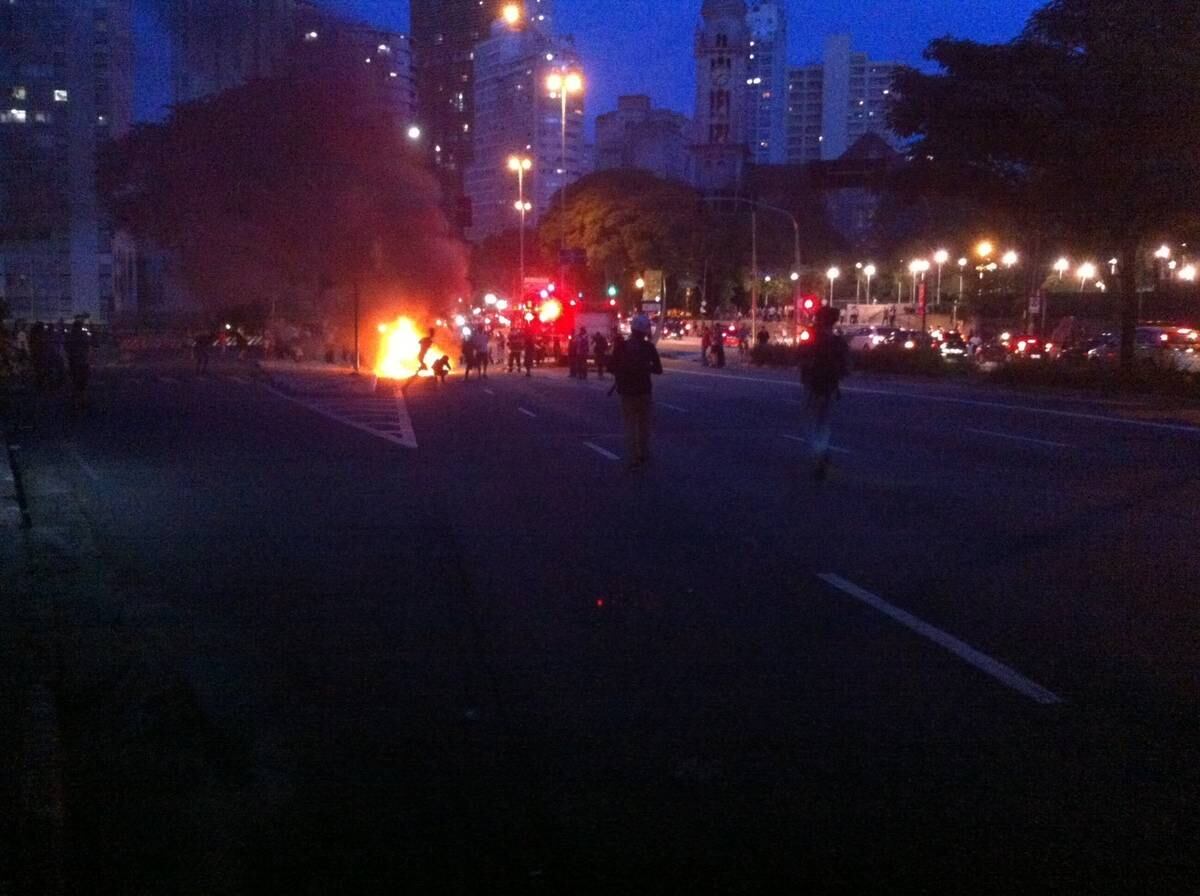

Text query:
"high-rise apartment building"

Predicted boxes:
[[595, 96, 691, 184], [0, 0, 134, 322], [745, 1, 787, 165], [464, 18, 585, 240], [168, 0, 299, 105], [786, 35, 898, 164], [786, 65, 824, 164], [410, 0, 493, 184], [411, 1, 556, 228], [290, 9, 417, 130], [690, 0, 750, 191]]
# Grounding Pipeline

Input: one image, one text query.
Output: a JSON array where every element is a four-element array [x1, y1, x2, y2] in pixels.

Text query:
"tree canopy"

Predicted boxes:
[[537, 170, 710, 287], [101, 75, 468, 321], [890, 0, 1200, 367]]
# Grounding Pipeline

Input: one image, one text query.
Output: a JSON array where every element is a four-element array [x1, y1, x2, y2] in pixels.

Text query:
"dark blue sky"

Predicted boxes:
[[135, 0, 1043, 127]]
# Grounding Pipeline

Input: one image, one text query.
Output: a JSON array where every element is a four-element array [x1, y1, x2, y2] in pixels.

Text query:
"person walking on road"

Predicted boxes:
[[608, 314, 662, 472], [507, 330, 523, 373], [523, 331, 536, 378], [711, 329, 726, 369], [593, 330, 609, 379], [574, 328, 589, 380], [800, 306, 850, 481], [472, 327, 491, 380]]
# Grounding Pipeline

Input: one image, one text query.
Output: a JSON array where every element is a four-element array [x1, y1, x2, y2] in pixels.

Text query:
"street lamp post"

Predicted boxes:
[[954, 258, 967, 331], [826, 267, 840, 306], [933, 249, 949, 311], [507, 155, 533, 300], [864, 264, 876, 304], [699, 196, 801, 346], [909, 259, 930, 331], [1078, 262, 1097, 293], [547, 69, 583, 280]]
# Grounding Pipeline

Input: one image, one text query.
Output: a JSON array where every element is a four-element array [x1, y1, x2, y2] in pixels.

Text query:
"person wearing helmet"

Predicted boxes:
[[607, 314, 662, 471], [800, 305, 850, 481]]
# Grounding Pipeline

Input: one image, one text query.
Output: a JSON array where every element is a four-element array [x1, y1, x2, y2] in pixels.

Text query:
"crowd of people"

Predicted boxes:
[[0, 316, 93, 407]]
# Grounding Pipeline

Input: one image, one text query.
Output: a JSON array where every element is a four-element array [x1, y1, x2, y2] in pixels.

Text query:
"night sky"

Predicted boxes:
[[134, 0, 1043, 129]]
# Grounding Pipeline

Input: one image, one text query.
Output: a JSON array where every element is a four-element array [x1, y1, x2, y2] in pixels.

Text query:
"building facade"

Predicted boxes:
[[690, 0, 750, 192], [744, 0, 787, 165], [785, 64, 824, 164], [787, 34, 899, 164], [410, 0, 493, 186], [290, 9, 416, 131], [168, 0, 299, 105], [0, 0, 134, 323], [464, 19, 585, 240], [595, 96, 690, 183]]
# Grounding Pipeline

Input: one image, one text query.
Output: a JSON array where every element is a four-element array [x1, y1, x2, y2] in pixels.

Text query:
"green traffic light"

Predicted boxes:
[[607, 285, 618, 297]]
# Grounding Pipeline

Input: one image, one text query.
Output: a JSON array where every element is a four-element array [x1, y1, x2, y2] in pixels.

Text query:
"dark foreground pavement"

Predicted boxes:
[[3, 353, 1198, 894]]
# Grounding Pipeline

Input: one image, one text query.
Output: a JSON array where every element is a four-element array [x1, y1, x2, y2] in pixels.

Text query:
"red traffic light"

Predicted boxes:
[[803, 298, 816, 311]]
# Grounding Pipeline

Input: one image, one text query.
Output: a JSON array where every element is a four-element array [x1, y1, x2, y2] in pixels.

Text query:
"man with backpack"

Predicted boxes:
[[800, 306, 850, 481], [608, 314, 662, 472]]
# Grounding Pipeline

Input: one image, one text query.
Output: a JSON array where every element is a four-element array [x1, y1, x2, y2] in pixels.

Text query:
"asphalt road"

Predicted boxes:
[[13, 351, 1200, 894]]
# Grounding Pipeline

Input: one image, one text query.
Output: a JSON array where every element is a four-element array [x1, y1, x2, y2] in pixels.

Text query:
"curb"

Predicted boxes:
[[2, 427, 32, 530]]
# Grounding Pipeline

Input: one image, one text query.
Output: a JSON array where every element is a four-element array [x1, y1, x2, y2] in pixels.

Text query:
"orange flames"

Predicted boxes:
[[375, 317, 447, 380]]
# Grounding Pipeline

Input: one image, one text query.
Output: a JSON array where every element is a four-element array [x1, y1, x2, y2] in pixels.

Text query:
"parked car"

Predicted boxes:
[[1008, 335, 1048, 361], [1086, 326, 1199, 370], [974, 342, 1010, 372], [847, 326, 896, 352], [939, 333, 970, 363]]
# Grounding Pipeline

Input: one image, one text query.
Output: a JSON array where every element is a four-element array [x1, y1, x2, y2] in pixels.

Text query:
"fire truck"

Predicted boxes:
[[515, 280, 619, 364]]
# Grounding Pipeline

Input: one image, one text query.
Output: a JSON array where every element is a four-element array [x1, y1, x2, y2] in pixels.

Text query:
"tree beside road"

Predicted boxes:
[[890, 0, 1200, 374]]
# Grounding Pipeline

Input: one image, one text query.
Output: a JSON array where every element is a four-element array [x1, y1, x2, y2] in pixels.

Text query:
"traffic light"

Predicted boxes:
[[803, 297, 816, 312], [607, 285, 618, 298]]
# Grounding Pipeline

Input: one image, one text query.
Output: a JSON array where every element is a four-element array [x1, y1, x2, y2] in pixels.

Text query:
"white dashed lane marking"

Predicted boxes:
[[781, 434, 853, 455], [966, 428, 1071, 449], [817, 574, 1064, 706], [583, 442, 620, 461]]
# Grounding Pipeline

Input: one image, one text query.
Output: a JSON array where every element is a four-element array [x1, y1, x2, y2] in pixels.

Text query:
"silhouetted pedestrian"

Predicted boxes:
[[801, 306, 850, 481], [608, 314, 662, 471], [523, 332, 536, 377]]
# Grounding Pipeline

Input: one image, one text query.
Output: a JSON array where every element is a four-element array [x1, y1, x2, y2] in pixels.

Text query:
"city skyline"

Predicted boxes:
[[134, 0, 1042, 129]]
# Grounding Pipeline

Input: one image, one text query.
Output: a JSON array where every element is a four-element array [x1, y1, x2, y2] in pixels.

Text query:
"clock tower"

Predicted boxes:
[[690, 0, 750, 191]]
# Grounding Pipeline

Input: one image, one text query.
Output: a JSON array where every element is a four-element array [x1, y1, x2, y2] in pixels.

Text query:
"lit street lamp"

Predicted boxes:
[[547, 67, 584, 276], [406, 125, 422, 142], [826, 267, 840, 305], [1054, 257, 1070, 281], [933, 249, 949, 307], [507, 155, 533, 297], [863, 264, 876, 303], [1077, 262, 1097, 292], [1179, 264, 1197, 282], [1002, 250, 1019, 269], [501, 3, 522, 26]]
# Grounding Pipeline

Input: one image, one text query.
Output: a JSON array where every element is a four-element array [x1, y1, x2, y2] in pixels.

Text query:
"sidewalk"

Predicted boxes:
[[0, 432, 250, 894]]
